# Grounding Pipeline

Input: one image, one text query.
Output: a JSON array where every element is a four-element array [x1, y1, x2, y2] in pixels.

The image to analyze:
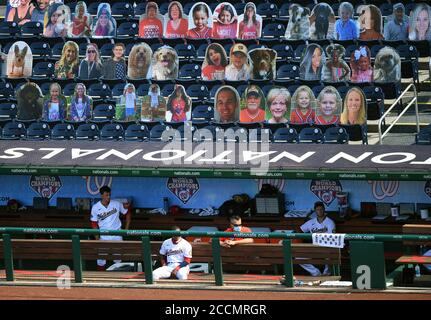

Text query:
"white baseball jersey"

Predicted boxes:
[[301, 216, 336, 234], [90, 200, 128, 230], [160, 238, 192, 264]]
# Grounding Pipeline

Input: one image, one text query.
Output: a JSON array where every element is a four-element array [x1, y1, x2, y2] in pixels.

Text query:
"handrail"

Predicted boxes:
[[378, 83, 420, 145]]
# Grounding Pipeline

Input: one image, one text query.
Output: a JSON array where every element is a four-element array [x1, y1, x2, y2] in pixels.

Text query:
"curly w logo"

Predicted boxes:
[[368, 181, 399, 200]]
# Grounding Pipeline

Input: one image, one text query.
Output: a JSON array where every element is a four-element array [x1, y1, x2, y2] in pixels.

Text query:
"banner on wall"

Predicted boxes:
[[310, 180, 342, 205], [29, 175, 62, 199], [167, 177, 200, 204]]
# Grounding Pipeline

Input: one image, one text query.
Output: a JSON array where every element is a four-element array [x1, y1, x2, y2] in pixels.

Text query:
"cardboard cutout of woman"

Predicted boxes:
[[373, 46, 401, 83], [91, 3, 116, 38], [16, 82, 43, 120], [314, 86, 342, 125], [266, 87, 291, 124], [211, 2, 238, 39], [151, 45, 179, 81], [186, 3, 213, 39], [290, 85, 317, 125], [309, 3, 336, 40], [141, 84, 167, 122], [349, 46, 373, 83], [31, 0, 49, 24], [68, 83, 92, 122], [340, 87, 367, 125], [299, 44, 325, 81], [43, 3, 71, 38], [70, 1, 92, 37], [237, 2, 262, 40], [249, 48, 277, 81], [163, 1, 189, 39], [201, 43, 228, 81], [54, 41, 79, 80], [78, 43, 103, 80], [408, 3, 431, 41], [139, 1, 164, 39], [214, 85, 240, 123], [225, 43, 252, 81], [322, 44, 351, 82], [285, 4, 310, 40], [115, 83, 141, 122], [42, 82, 67, 121], [358, 5, 384, 40], [127, 43, 153, 80], [7, 0, 34, 26], [239, 85, 266, 123], [334, 2, 359, 40], [166, 84, 192, 122], [6, 41, 33, 79]]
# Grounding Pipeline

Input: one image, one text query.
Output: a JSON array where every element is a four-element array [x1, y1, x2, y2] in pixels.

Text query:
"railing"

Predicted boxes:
[[378, 83, 420, 145], [1, 227, 431, 288]]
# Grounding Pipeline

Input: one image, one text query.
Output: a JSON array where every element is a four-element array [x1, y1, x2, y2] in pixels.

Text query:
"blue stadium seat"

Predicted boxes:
[[161, 83, 175, 97], [92, 104, 116, 122], [192, 105, 214, 122], [257, 3, 279, 19], [136, 83, 151, 97], [275, 64, 299, 81], [174, 44, 197, 60], [194, 43, 207, 62], [0, 82, 14, 98], [0, 22, 20, 38], [88, 83, 112, 100], [116, 21, 138, 38], [87, 2, 100, 15], [1, 121, 26, 140], [323, 127, 349, 144], [30, 41, 51, 57], [233, 3, 247, 15], [134, 2, 147, 16], [75, 123, 100, 140], [293, 44, 307, 62], [223, 126, 248, 143], [39, 82, 51, 95], [100, 43, 115, 58], [159, 2, 170, 15], [340, 124, 367, 144], [150, 123, 169, 141], [397, 45, 420, 85], [100, 123, 124, 141], [62, 83, 77, 97], [179, 64, 202, 81], [298, 127, 323, 143], [26, 122, 50, 140], [51, 123, 75, 140], [0, 102, 18, 121], [271, 43, 294, 62], [262, 23, 286, 39], [173, 123, 196, 141], [193, 125, 218, 142], [379, 3, 393, 17], [125, 123, 149, 141], [183, 3, 194, 15], [20, 21, 44, 37], [31, 61, 55, 80], [415, 125, 431, 145], [112, 2, 134, 19], [186, 84, 210, 103], [111, 83, 126, 97], [272, 127, 298, 143], [278, 3, 292, 21], [51, 42, 65, 58], [248, 128, 273, 143]]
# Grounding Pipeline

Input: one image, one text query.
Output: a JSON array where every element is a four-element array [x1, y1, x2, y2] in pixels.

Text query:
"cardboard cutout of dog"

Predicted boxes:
[[151, 45, 179, 80], [16, 82, 43, 120], [127, 43, 153, 80], [6, 41, 32, 78], [309, 3, 336, 40], [249, 48, 277, 80], [285, 4, 310, 40], [373, 46, 401, 83]]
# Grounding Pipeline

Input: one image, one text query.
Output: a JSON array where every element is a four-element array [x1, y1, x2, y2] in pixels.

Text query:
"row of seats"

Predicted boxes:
[[0, 119, 364, 144]]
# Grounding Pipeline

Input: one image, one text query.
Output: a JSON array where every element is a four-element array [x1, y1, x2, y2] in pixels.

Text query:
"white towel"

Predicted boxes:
[[312, 233, 346, 248]]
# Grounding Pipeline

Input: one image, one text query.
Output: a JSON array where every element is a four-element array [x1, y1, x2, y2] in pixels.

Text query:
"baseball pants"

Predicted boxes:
[[300, 264, 330, 277], [153, 264, 190, 280], [97, 235, 123, 267]]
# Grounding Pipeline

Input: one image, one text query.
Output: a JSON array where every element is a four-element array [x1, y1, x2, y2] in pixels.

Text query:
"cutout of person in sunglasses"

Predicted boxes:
[[219, 215, 253, 248]]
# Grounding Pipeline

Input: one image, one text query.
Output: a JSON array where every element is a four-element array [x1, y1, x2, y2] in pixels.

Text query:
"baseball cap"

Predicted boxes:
[[393, 3, 404, 12], [246, 86, 260, 97], [232, 43, 248, 56]]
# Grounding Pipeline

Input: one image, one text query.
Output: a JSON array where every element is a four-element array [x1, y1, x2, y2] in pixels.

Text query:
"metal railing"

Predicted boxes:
[[378, 83, 420, 145], [1, 227, 430, 288]]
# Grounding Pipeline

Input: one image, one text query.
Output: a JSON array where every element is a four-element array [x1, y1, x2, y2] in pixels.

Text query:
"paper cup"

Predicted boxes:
[[420, 209, 429, 219]]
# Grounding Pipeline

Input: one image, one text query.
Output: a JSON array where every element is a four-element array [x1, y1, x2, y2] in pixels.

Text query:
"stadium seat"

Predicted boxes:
[[183, 2, 194, 15], [173, 123, 196, 141], [26, 122, 51, 140], [0, 82, 14, 98], [100, 43, 115, 58], [179, 64, 202, 82], [125, 123, 149, 141], [62, 83, 77, 96], [272, 127, 298, 143], [257, 3, 279, 19], [87, 2, 100, 15], [336, 85, 351, 99], [92, 104, 116, 122], [323, 127, 349, 144], [134, 2, 147, 16], [379, 3, 393, 17], [275, 64, 299, 82], [415, 125, 431, 145], [1, 121, 26, 140], [29, 41, 51, 57], [116, 21, 138, 38], [150, 123, 169, 141], [51, 123, 76, 140], [39, 82, 51, 95], [248, 128, 273, 143], [262, 23, 286, 39], [159, 2, 170, 15], [186, 84, 210, 103], [194, 44, 207, 62], [397, 45, 420, 85], [192, 105, 214, 122], [340, 124, 367, 144], [293, 44, 307, 62], [312, 85, 325, 98], [0, 102, 18, 121], [298, 127, 323, 143], [362, 86, 384, 121], [88, 83, 112, 100], [174, 44, 197, 61], [100, 123, 124, 141], [224, 126, 248, 143], [112, 2, 134, 19], [271, 44, 294, 62], [233, 3, 247, 15], [136, 83, 151, 97], [31, 61, 55, 80], [111, 83, 127, 97], [0, 21, 20, 38], [51, 42, 65, 58], [20, 21, 44, 37], [193, 125, 218, 142], [278, 3, 291, 21], [75, 123, 100, 140]]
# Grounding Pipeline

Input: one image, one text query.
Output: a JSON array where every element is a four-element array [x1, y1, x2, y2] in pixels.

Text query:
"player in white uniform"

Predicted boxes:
[[300, 201, 336, 276], [153, 226, 192, 280], [90, 185, 131, 271]]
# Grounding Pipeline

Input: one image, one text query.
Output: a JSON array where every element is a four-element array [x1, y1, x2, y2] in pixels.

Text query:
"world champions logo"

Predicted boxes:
[[368, 181, 399, 200]]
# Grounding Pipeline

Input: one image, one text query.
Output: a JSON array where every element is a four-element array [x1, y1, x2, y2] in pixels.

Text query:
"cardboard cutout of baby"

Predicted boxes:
[[151, 45, 179, 81], [309, 3, 336, 40], [249, 48, 277, 81], [127, 43, 153, 80], [139, 1, 164, 39], [201, 43, 228, 81], [211, 2, 238, 39], [69, 1, 92, 37], [166, 85, 192, 122], [340, 87, 367, 125], [314, 86, 342, 125], [373, 46, 401, 83], [239, 85, 267, 123], [43, 3, 71, 37], [290, 85, 317, 124], [237, 2, 262, 40], [163, 1, 188, 39], [186, 3, 213, 39], [16, 82, 43, 120], [322, 44, 351, 82], [6, 41, 32, 78], [140, 84, 167, 122], [115, 83, 142, 122], [299, 44, 326, 81], [285, 4, 310, 40], [91, 3, 116, 38], [213, 85, 240, 123]]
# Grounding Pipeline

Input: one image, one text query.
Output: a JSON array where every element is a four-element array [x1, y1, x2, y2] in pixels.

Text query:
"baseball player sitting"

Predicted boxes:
[[153, 226, 193, 280], [300, 201, 336, 276], [90, 185, 131, 271], [219, 215, 254, 248]]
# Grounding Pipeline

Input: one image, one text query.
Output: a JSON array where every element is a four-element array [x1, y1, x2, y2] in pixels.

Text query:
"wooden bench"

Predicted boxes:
[[395, 224, 431, 266], [0, 239, 341, 275]]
